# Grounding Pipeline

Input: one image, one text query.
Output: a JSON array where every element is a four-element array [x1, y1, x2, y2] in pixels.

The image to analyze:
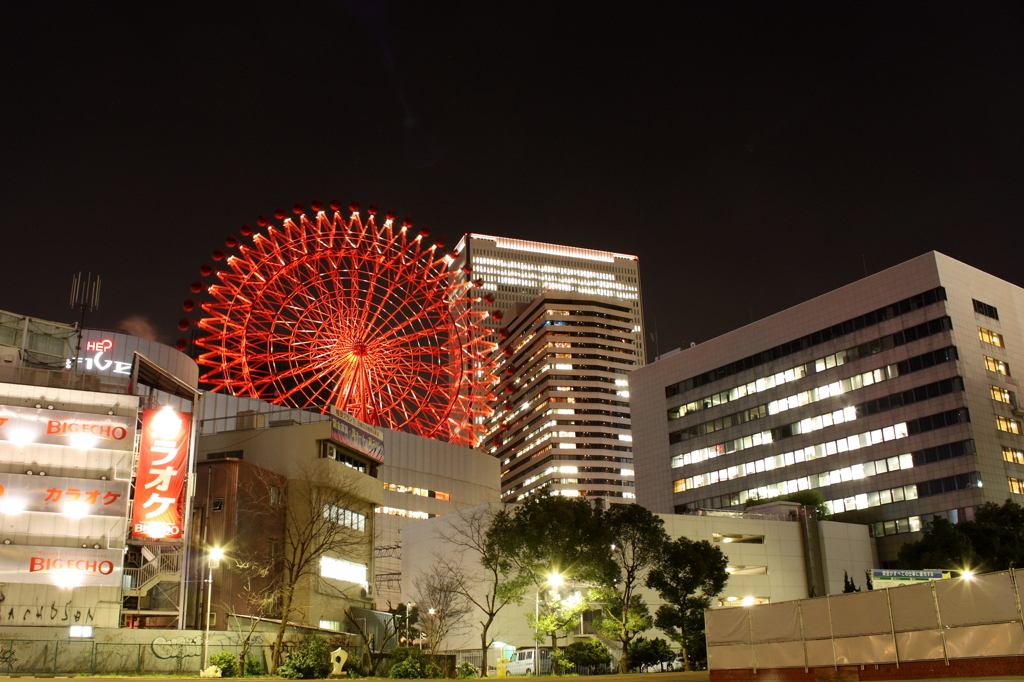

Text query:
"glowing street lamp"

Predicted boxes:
[[202, 547, 224, 668], [535, 573, 564, 673]]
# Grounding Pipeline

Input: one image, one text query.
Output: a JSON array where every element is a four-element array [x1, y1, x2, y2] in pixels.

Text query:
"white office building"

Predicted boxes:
[[630, 252, 1024, 565]]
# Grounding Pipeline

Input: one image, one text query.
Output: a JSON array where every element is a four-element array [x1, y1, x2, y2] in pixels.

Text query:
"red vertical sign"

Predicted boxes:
[[131, 407, 191, 539]]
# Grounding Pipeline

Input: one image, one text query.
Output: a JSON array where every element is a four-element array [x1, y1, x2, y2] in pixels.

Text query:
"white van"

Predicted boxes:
[[505, 647, 551, 676]]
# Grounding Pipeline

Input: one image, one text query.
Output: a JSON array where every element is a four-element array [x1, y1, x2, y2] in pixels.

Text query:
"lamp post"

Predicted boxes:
[[535, 573, 562, 675], [202, 547, 224, 669]]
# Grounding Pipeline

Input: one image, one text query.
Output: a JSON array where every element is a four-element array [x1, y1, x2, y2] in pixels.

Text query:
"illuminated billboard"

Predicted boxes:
[[131, 407, 191, 540], [329, 406, 384, 463], [0, 545, 123, 587], [0, 473, 129, 517], [0, 405, 135, 451]]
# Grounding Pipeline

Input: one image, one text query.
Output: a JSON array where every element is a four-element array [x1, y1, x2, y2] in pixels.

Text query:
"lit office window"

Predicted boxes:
[[1004, 447, 1024, 465], [985, 356, 1010, 375], [979, 327, 1004, 347], [320, 556, 368, 588], [996, 416, 1022, 435], [991, 386, 1012, 403]]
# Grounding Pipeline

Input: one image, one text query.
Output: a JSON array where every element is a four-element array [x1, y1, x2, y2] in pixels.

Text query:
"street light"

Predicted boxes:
[[535, 573, 563, 674], [421, 608, 436, 651], [202, 547, 224, 669]]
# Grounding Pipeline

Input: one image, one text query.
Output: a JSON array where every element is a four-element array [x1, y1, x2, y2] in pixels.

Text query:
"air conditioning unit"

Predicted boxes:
[[235, 411, 266, 430]]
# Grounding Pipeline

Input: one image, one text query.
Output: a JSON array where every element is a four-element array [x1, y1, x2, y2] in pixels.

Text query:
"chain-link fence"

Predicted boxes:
[[0, 640, 284, 675]]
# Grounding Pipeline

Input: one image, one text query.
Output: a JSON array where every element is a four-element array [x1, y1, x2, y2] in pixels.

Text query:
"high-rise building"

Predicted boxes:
[[484, 293, 639, 503], [630, 252, 1024, 565], [452, 234, 646, 503], [452, 234, 645, 360]]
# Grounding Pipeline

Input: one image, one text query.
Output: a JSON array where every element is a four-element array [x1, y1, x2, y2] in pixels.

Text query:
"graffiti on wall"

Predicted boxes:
[[0, 589, 95, 624]]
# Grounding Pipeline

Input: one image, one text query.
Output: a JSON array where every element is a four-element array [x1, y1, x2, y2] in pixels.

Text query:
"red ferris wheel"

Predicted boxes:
[[182, 200, 495, 447]]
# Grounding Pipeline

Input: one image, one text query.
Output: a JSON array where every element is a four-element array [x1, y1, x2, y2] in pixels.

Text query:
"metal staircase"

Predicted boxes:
[[122, 549, 182, 597]]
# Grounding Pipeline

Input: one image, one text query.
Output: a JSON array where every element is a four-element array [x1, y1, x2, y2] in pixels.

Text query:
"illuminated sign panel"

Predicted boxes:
[[0, 405, 135, 451], [329, 407, 384, 463], [66, 333, 132, 376], [0, 545, 123, 587], [131, 408, 191, 540], [0, 473, 129, 517]]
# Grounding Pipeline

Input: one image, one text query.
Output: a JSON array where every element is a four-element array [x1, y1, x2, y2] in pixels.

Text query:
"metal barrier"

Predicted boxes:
[[706, 568, 1024, 672]]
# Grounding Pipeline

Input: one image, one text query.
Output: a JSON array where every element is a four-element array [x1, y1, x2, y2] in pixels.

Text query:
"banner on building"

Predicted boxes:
[[0, 545, 123, 587], [131, 408, 191, 540], [0, 473, 129, 517], [329, 407, 385, 463], [0, 404, 135, 452], [871, 568, 949, 587]]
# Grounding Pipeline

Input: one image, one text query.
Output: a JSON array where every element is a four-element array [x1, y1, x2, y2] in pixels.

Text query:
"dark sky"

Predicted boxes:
[[2, 1, 1021, 354]]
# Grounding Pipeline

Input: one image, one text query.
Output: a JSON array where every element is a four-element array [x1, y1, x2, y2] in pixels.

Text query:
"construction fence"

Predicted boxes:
[[705, 568, 1024, 672]]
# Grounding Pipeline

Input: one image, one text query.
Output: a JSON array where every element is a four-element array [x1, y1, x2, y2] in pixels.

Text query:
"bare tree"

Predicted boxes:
[[346, 602, 413, 676], [250, 460, 375, 671], [226, 552, 278, 673], [437, 505, 530, 676], [414, 560, 472, 653]]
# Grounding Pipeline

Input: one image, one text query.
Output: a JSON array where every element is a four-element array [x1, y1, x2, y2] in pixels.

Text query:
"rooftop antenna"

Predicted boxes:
[[70, 272, 101, 368]]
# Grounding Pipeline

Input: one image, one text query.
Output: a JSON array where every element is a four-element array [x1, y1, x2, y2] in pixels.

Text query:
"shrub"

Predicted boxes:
[[209, 651, 239, 677], [245, 656, 265, 676], [456, 662, 479, 679], [280, 635, 332, 679], [627, 637, 676, 672], [389, 658, 422, 679], [424, 662, 444, 679], [562, 639, 611, 668], [343, 653, 362, 675]]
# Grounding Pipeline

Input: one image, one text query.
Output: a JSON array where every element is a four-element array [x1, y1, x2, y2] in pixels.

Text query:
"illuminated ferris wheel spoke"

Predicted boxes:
[[192, 201, 494, 445]]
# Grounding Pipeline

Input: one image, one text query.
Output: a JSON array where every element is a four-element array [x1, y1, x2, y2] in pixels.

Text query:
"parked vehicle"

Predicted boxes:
[[505, 647, 551, 675]]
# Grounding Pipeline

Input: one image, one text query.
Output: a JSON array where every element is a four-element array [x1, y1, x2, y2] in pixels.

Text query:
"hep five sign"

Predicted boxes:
[[131, 408, 191, 540]]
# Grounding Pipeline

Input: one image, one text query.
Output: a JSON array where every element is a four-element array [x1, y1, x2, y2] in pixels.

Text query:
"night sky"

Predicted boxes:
[[2, 2, 1021, 355]]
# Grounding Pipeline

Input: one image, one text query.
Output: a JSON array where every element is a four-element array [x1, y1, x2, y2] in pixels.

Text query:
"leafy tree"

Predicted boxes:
[[561, 639, 612, 668], [506, 493, 616, 674], [745, 489, 831, 520], [592, 504, 669, 672], [897, 517, 977, 570], [842, 571, 861, 593], [646, 537, 728, 671], [527, 588, 589, 673], [959, 500, 1024, 570], [505, 493, 617, 586], [626, 637, 676, 672], [437, 505, 531, 675]]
